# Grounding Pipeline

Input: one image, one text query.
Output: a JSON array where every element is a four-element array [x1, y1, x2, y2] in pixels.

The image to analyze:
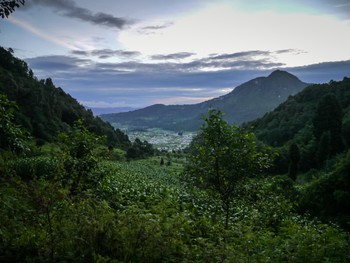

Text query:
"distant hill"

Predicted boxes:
[[86, 107, 137, 116], [101, 70, 309, 131], [0, 47, 130, 149]]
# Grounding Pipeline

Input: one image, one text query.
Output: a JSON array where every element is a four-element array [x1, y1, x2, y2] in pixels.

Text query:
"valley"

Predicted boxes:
[[114, 125, 196, 151]]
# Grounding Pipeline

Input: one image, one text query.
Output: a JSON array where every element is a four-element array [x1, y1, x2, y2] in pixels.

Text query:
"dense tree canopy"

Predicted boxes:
[[0, 46, 131, 149], [0, 93, 29, 153], [313, 94, 344, 155]]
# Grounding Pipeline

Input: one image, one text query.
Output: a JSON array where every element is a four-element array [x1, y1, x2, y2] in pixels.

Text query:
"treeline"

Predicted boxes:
[[247, 77, 350, 173], [0, 47, 130, 149], [246, 77, 350, 229]]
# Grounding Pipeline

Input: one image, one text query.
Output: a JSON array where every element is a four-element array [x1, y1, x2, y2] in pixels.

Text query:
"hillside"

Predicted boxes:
[[249, 77, 350, 147], [101, 70, 309, 131], [0, 47, 130, 149], [246, 77, 350, 173]]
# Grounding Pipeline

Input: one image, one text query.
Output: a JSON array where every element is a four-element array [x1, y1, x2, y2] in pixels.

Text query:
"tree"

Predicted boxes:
[[316, 131, 331, 168], [126, 138, 155, 160], [313, 94, 344, 156], [0, 93, 29, 153], [58, 119, 105, 195], [0, 0, 25, 18], [188, 109, 274, 228], [288, 143, 300, 181]]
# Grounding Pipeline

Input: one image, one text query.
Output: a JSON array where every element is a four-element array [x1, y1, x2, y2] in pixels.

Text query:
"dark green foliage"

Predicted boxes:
[[313, 94, 344, 155], [0, 93, 29, 153], [249, 77, 350, 173], [126, 138, 155, 160], [0, 0, 25, 18], [288, 143, 300, 180], [58, 120, 105, 194], [316, 131, 331, 168], [0, 47, 130, 149], [1, 160, 349, 262], [187, 109, 274, 227], [299, 150, 350, 230], [9, 156, 62, 180]]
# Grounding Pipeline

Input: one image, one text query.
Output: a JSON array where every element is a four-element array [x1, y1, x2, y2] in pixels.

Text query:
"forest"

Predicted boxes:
[[1, 48, 350, 262]]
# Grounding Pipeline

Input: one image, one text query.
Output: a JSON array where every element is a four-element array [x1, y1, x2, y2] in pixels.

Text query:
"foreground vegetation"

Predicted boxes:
[[1, 99, 350, 262]]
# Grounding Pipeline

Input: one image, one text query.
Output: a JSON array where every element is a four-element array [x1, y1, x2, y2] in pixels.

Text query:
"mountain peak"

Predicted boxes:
[[268, 70, 300, 81], [101, 71, 309, 130]]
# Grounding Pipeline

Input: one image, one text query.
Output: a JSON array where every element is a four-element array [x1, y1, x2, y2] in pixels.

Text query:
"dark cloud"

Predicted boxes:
[[38, 49, 286, 75], [141, 22, 174, 30], [26, 55, 90, 71], [71, 50, 89, 56], [25, 52, 350, 108], [137, 22, 174, 34], [209, 50, 271, 60], [151, 52, 195, 60], [72, 49, 141, 59], [29, 0, 133, 29], [275, 49, 307, 55]]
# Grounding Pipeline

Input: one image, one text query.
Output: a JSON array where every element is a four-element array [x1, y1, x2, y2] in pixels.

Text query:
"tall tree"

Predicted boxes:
[[316, 131, 331, 168], [188, 109, 274, 228], [59, 120, 105, 195], [288, 143, 300, 181], [0, 93, 29, 153], [313, 94, 344, 156], [0, 0, 25, 18]]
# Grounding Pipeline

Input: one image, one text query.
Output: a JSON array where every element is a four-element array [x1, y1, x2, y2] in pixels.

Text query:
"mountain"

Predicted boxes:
[[101, 70, 309, 131], [248, 77, 350, 148], [0, 47, 130, 149], [86, 107, 137, 116]]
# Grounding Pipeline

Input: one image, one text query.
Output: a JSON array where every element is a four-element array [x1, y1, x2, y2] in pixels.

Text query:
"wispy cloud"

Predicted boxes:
[[26, 55, 92, 72], [151, 52, 195, 60], [208, 50, 272, 60], [8, 17, 76, 49], [30, 0, 134, 29], [275, 49, 307, 55], [138, 22, 174, 34], [28, 49, 287, 75], [71, 49, 141, 59]]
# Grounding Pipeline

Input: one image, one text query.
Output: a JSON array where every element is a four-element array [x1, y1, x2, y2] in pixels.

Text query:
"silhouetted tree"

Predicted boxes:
[[0, 0, 25, 18]]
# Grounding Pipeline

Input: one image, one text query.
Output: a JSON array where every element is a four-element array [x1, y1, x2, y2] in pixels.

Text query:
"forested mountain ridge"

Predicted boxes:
[[0, 47, 130, 149], [101, 70, 309, 131], [246, 77, 350, 173], [249, 78, 350, 147]]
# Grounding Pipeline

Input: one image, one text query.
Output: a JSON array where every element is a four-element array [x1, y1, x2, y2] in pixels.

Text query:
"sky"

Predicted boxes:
[[1, 0, 350, 110]]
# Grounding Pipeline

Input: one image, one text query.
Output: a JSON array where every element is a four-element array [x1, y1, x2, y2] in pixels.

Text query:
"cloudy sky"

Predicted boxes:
[[1, 0, 350, 110]]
